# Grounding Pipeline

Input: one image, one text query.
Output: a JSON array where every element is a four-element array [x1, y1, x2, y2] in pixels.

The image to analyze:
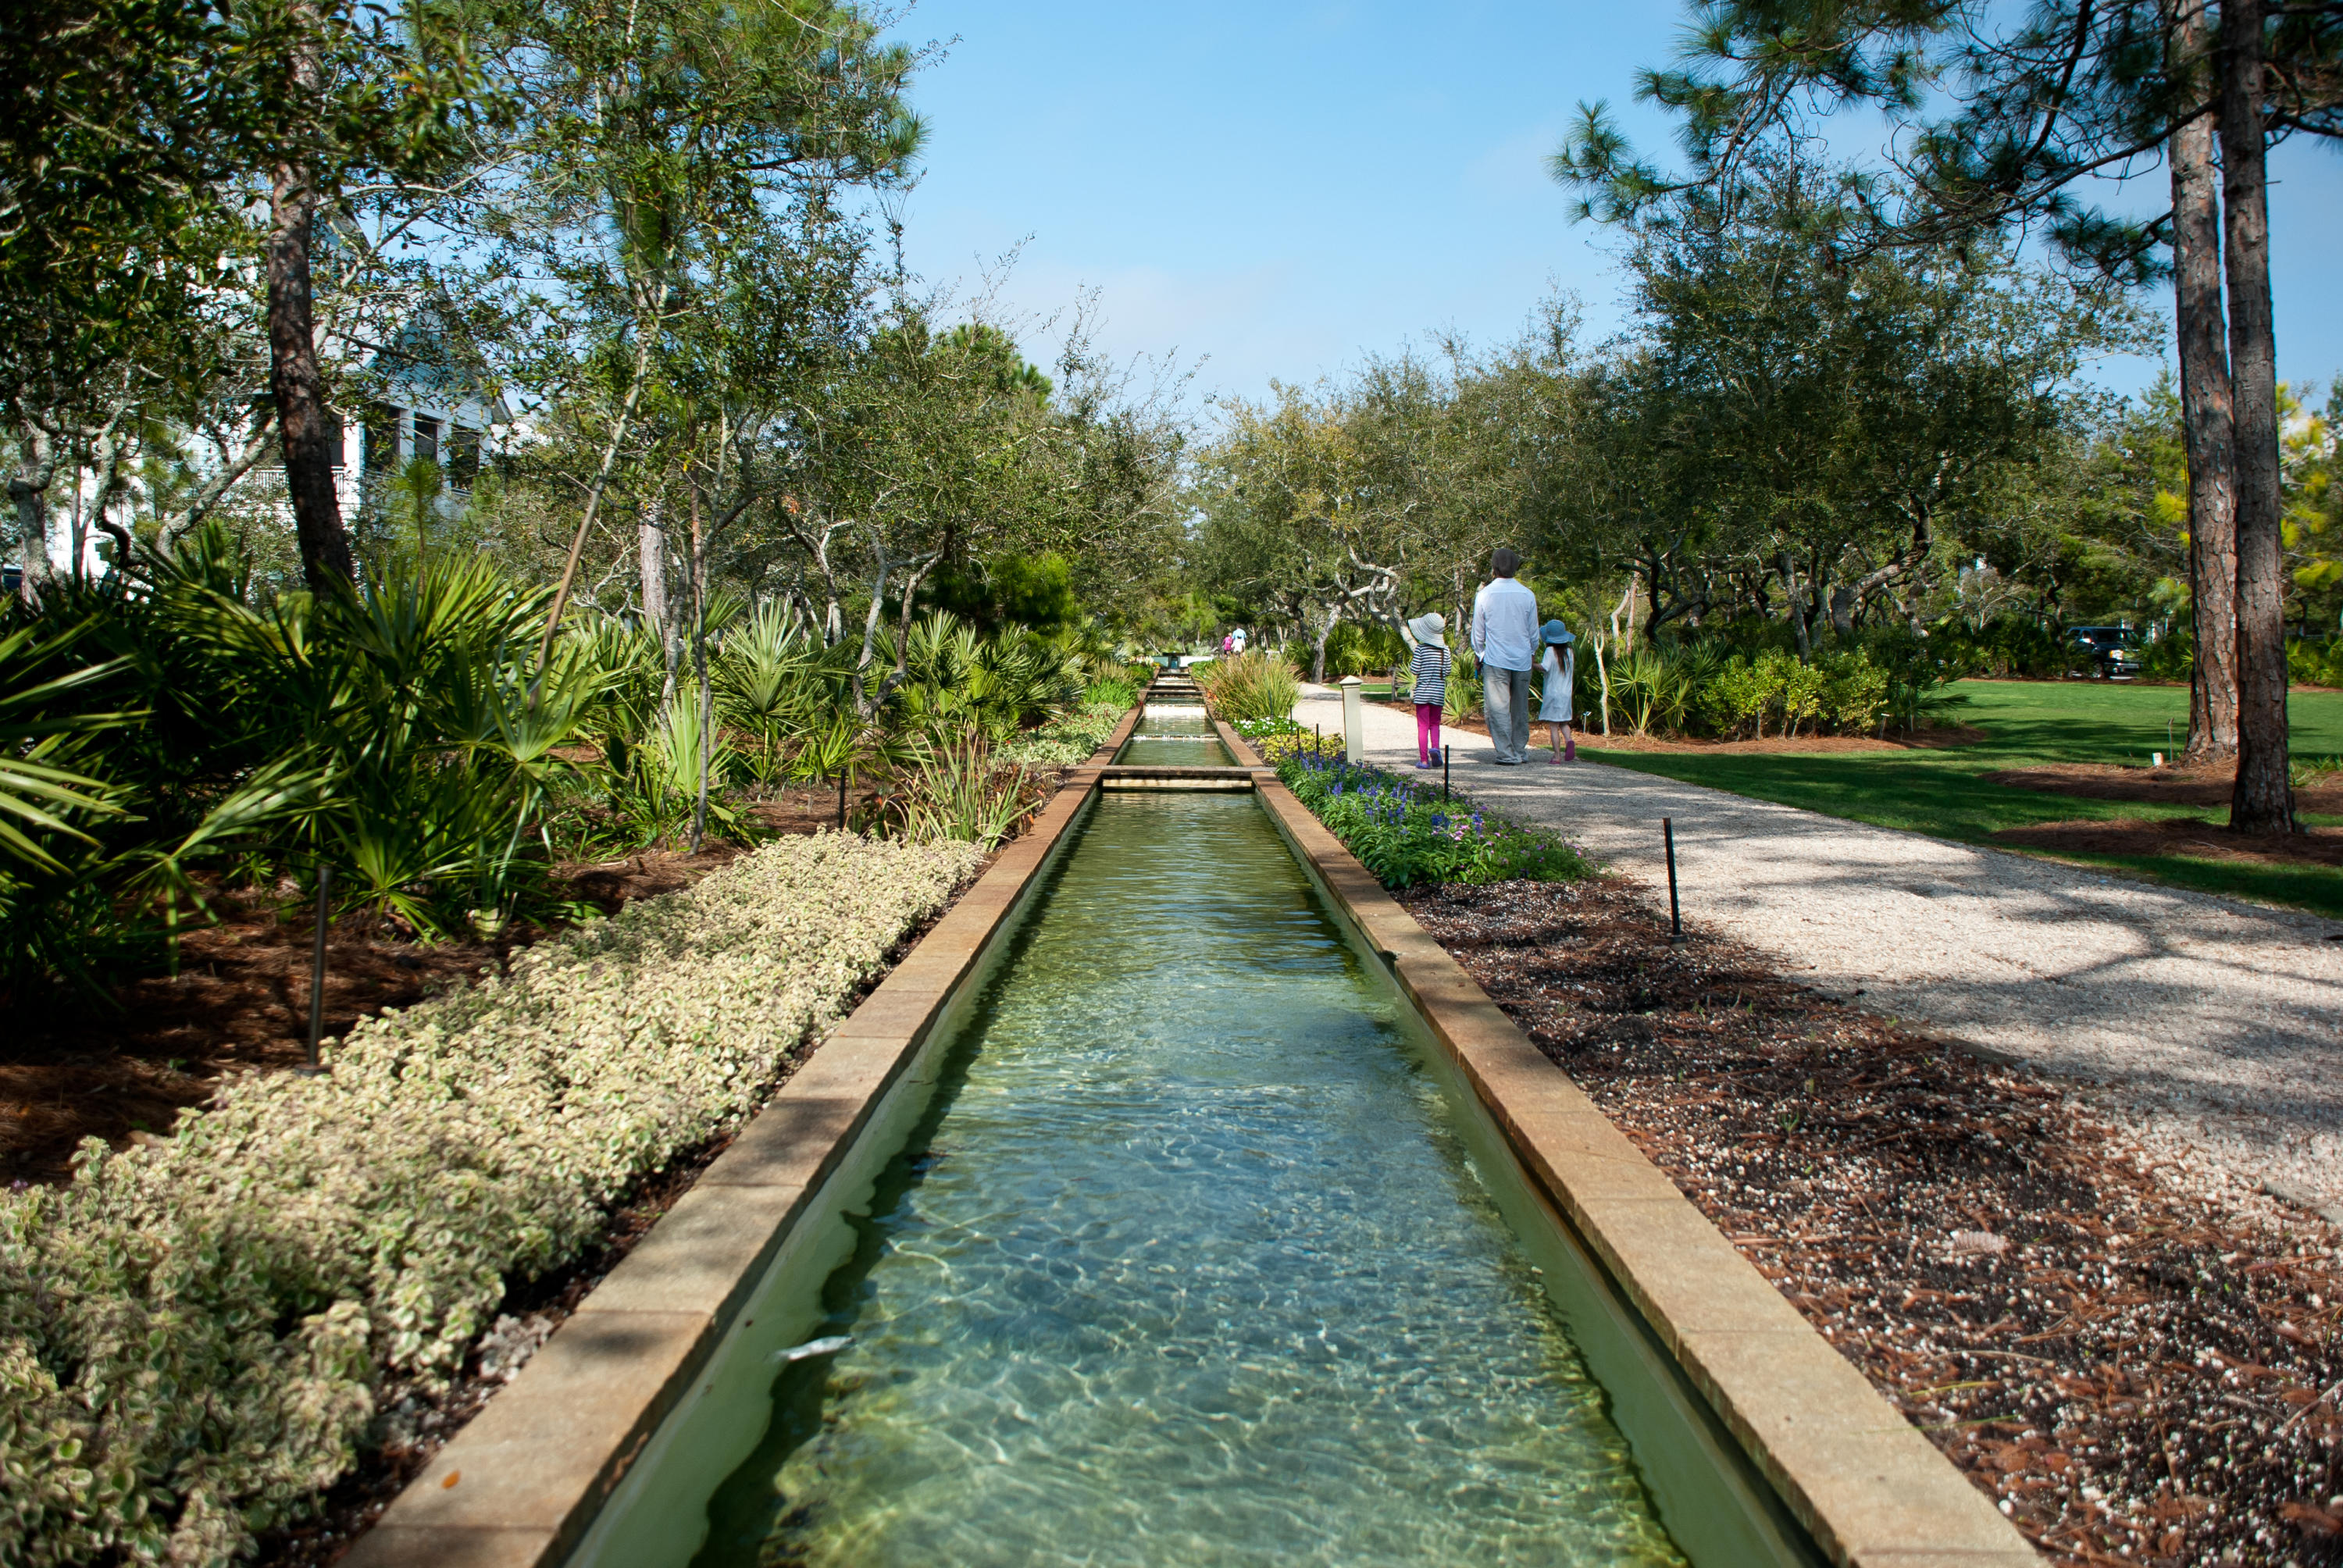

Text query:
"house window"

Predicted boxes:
[[412, 415, 439, 465], [365, 404, 403, 475], [255, 401, 346, 467], [448, 426, 480, 490]]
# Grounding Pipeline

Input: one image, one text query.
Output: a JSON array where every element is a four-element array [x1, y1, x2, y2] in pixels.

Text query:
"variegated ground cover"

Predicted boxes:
[[997, 696, 1129, 768], [0, 832, 985, 1566]]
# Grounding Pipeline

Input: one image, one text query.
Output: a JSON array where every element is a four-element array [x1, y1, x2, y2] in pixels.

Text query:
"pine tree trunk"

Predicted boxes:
[[2168, 0, 2240, 761], [9, 422, 56, 605], [267, 24, 355, 598], [640, 499, 668, 643], [2217, 0, 2295, 832], [690, 490, 709, 853]]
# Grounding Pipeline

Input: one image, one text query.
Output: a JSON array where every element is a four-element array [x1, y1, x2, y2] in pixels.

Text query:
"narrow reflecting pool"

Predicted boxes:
[[1114, 705, 1233, 767], [690, 790, 1687, 1567]]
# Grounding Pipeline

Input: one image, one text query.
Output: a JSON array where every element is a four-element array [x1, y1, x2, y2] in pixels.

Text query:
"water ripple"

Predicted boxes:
[[694, 793, 1685, 1568]]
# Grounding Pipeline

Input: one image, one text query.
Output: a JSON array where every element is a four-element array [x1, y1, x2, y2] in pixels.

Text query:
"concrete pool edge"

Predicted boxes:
[[339, 704, 1143, 1568], [1215, 718, 2038, 1568]]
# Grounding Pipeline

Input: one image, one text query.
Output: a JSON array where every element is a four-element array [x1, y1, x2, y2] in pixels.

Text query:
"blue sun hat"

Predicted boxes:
[[1541, 618, 1575, 645]]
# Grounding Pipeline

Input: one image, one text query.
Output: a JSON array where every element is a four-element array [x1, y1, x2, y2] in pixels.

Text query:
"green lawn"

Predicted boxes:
[[1582, 679, 2343, 918]]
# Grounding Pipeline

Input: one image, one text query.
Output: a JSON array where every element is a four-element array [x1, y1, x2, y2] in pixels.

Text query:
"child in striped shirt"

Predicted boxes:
[[1403, 614, 1450, 768]]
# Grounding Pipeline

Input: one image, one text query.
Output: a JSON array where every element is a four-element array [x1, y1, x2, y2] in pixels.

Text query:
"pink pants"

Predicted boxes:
[[1416, 704, 1442, 762]]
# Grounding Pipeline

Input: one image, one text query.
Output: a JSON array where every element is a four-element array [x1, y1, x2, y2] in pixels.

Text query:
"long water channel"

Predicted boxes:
[[577, 707, 1813, 1568]]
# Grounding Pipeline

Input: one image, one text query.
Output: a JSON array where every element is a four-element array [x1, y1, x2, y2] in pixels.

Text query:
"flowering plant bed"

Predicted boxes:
[[1268, 736, 1587, 888], [0, 832, 985, 1566]]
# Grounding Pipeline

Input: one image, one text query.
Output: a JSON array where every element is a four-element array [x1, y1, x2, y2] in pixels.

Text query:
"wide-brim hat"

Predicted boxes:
[[1409, 613, 1446, 648], [1541, 618, 1575, 645]]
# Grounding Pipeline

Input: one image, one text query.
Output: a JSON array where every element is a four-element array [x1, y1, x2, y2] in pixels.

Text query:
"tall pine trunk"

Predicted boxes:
[[9, 422, 56, 605], [639, 497, 668, 644], [2217, 0, 2295, 832], [267, 12, 355, 595], [2168, 0, 2239, 761]]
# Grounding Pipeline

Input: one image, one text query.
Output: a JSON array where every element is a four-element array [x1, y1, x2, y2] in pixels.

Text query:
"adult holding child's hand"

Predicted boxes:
[[1470, 547, 1539, 764]]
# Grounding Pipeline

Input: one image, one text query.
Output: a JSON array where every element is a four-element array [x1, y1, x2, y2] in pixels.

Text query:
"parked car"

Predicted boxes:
[[2068, 625, 2143, 679]]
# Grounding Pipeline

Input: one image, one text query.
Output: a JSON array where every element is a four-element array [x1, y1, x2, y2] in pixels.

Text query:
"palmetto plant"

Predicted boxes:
[[890, 611, 1086, 740], [0, 618, 132, 875], [2, 528, 617, 981], [711, 599, 860, 789]]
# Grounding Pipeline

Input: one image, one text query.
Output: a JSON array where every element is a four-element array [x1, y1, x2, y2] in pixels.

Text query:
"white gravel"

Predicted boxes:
[[1296, 685, 2343, 1217]]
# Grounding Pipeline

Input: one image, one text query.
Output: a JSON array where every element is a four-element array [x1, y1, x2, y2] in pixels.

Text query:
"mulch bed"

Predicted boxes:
[[1987, 762, 2343, 817], [1396, 874, 2343, 1568], [0, 786, 848, 1187], [1992, 818, 2343, 870], [1981, 761, 2343, 868], [1371, 699, 1985, 753]]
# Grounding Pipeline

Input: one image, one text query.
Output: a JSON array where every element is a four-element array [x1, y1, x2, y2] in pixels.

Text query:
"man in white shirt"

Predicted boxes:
[[1470, 547, 1539, 764]]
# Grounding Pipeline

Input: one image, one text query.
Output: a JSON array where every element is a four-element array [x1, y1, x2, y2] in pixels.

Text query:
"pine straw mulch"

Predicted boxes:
[[1990, 818, 2343, 870], [1985, 762, 2343, 818], [1394, 874, 2343, 1568], [1370, 699, 1987, 753]]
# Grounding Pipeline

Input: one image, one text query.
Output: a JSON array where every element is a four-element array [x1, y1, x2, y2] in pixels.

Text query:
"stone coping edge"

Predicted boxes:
[[1216, 718, 2037, 1568], [341, 704, 1144, 1568]]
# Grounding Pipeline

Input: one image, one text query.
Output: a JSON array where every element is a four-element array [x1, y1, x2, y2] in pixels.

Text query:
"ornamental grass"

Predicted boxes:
[[0, 831, 984, 1566], [1195, 650, 1301, 725]]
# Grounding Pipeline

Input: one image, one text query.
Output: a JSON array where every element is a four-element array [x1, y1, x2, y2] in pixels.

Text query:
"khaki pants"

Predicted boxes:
[[1482, 665, 1534, 762]]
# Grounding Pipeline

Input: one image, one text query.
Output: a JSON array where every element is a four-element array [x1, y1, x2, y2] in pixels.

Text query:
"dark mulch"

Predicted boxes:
[[1396, 874, 2343, 1568], [1987, 763, 2343, 818], [0, 786, 852, 1187], [1992, 817, 2343, 869], [1371, 699, 1985, 752]]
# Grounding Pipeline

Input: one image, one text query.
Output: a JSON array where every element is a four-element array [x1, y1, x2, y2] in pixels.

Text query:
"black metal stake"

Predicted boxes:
[[1663, 817, 1685, 943], [1443, 747, 1450, 800], [302, 864, 333, 1074], [836, 768, 848, 830]]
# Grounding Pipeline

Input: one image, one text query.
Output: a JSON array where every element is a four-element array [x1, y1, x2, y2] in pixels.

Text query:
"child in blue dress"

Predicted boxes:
[[1538, 620, 1575, 764]]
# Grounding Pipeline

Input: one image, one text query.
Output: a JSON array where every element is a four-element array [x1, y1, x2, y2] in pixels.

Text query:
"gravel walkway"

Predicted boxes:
[[1294, 684, 2343, 1214]]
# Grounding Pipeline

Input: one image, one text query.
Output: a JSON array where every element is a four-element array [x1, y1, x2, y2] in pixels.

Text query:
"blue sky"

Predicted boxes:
[[882, 0, 2343, 415]]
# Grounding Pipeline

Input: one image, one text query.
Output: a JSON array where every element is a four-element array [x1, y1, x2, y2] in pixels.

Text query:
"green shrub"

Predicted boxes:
[[1817, 650, 1891, 733], [1274, 742, 1588, 888], [1084, 674, 1137, 711], [1445, 649, 1484, 719], [0, 832, 984, 1565], [1318, 618, 1406, 679], [1196, 649, 1302, 725], [2140, 626, 2195, 682], [2291, 636, 2343, 689], [1933, 615, 2065, 679]]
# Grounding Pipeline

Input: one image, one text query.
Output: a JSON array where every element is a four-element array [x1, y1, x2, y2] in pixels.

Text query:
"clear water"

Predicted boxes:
[[1115, 707, 1234, 768], [690, 793, 1687, 1568]]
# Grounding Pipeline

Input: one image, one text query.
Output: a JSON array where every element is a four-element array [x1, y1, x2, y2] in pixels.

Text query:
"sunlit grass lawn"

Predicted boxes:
[[1582, 679, 2343, 918]]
